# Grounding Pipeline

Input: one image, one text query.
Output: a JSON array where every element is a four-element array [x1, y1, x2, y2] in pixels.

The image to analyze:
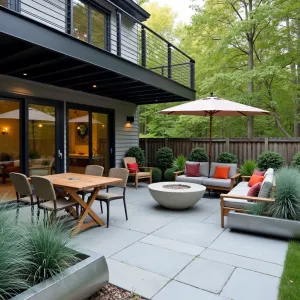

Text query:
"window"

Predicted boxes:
[[73, 0, 108, 50]]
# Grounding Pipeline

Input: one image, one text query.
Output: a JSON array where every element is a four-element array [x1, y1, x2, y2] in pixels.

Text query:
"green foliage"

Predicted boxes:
[[278, 241, 300, 300], [188, 148, 208, 162], [156, 147, 174, 170], [126, 147, 145, 167], [292, 152, 300, 169], [217, 152, 238, 164], [164, 168, 176, 181], [23, 221, 79, 285], [240, 160, 257, 176], [172, 155, 186, 171], [152, 167, 162, 182], [29, 150, 40, 159], [256, 151, 284, 171], [0, 212, 29, 299], [267, 168, 300, 220], [248, 202, 267, 216]]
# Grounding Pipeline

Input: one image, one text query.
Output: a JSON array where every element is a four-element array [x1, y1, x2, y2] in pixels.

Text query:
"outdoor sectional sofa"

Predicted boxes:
[[220, 168, 275, 228], [174, 162, 240, 192]]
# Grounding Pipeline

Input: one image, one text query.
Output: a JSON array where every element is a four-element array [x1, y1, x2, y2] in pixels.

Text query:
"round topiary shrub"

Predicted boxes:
[[152, 167, 162, 182], [256, 151, 284, 171], [188, 147, 208, 162], [217, 152, 238, 164], [164, 168, 176, 181], [126, 146, 145, 166], [292, 152, 300, 170], [156, 147, 174, 171]]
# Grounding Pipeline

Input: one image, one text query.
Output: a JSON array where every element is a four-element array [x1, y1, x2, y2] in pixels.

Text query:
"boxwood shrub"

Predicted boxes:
[[217, 152, 238, 164], [164, 168, 176, 181], [152, 167, 162, 182], [126, 146, 145, 167], [188, 148, 208, 162], [156, 147, 174, 171], [292, 152, 300, 170], [256, 151, 284, 171]]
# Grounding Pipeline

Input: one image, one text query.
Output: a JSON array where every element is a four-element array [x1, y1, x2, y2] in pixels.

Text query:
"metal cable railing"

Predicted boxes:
[[1, 0, 195, 89]]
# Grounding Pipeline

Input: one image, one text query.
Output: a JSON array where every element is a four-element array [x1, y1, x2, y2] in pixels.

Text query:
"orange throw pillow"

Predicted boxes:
[[213, 166, 230, 179], [248, 174, 264, 187]]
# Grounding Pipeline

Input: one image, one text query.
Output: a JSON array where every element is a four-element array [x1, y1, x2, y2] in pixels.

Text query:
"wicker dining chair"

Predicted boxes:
[[31, 176, 79, 222], [9, 172, 38, 223], [78, 165, 104, 200], [95, 168, 129, 228]]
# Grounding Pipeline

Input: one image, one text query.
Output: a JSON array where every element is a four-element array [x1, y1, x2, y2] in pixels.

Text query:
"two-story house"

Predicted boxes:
[[0, 0, 195, 198]]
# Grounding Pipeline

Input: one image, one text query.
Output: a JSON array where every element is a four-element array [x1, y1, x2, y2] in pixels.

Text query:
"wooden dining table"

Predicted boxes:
[[43, 173, 122, 236]]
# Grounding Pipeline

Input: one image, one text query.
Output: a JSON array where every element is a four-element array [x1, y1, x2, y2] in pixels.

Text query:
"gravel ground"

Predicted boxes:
[[88, 284, 146, 300]]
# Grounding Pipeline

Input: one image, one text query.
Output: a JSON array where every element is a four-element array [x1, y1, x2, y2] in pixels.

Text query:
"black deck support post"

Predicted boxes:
[[88, 5, 92, 43], [116, 9, 122, 57], [168, 43, 172, 79], [190, 60, 195, 89], [141, 25, 147, 67], [66, 0, 73, 35]]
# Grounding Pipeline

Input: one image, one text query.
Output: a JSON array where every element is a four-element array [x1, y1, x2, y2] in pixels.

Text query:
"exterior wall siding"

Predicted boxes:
[[0, 74, 139, 169]]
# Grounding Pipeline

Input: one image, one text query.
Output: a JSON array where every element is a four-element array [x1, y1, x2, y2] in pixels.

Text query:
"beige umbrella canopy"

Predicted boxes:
[[160, 93, 270, 163]]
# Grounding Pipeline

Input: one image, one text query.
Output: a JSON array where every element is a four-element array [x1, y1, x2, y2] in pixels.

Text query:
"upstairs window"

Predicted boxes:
[[73, 0, 108, 50]]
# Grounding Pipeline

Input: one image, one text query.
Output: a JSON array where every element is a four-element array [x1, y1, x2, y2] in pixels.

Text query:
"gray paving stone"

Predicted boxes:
[[175, 257, 235, 294], [72, 226, 145, 257], [107, 259, 170, 299], [221, 268, 280, 300], [201, 249, 283, 277], [153, 218, 224, 247], [209, 229, 288, 264], [203, 211, 225, 226], [153, 280, 230, 300], [141, 235, 205, 256], [111, 242, 194, 278]]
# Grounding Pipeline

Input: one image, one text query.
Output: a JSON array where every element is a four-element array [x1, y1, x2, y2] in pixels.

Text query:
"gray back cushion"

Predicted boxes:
[[185, 161, 209, 177], [258, 173, 274, 198], [209, 162, 237, 178], [265, 168, 274, 176]]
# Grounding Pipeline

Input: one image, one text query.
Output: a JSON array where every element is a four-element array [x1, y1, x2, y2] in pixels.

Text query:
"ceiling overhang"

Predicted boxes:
[[0, 7, 195, 105]]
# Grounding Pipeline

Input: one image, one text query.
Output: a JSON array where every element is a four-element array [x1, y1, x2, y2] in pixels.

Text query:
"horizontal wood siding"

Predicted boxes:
[[140, 138, 300, 167]]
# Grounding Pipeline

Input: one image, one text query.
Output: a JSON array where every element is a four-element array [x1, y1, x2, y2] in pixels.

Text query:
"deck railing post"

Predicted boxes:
[[141, 26, 147, 67], [66, 0, 73, 35], [168, 44, 172, 79], [116, 9, 122, 56], [190, 60, 195, 89]]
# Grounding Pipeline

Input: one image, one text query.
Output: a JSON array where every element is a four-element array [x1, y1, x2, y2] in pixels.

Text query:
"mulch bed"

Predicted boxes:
[[88, 284, 146, 300]]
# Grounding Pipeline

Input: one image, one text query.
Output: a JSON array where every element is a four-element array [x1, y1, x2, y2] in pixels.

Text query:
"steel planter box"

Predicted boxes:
[[13, 248, 109, 300], [227, 211, 300, 240]]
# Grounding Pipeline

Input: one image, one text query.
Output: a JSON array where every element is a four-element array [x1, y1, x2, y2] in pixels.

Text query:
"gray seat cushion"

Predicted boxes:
[[224, 198, 255, 209], [201, 178, 231, 188], [176, 175, 204, 185], [209, 162, 237, 178], [185, 161, 209, 177]]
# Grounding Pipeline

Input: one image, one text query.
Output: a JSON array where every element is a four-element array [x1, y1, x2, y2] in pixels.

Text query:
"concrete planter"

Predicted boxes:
[[12, 248, 109, 300], [227, 211, 300, 240], [148, 182, 206, 209]]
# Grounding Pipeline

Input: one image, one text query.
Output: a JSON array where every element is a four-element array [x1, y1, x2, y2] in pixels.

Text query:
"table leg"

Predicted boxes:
[[65, 187, 105, 236]]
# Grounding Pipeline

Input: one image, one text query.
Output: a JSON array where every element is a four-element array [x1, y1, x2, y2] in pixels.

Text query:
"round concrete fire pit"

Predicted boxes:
[[148, 182, 206, 210]]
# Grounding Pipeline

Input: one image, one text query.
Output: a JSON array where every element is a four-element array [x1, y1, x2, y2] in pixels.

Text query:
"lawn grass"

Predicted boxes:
[[278, 241, 300, 300]]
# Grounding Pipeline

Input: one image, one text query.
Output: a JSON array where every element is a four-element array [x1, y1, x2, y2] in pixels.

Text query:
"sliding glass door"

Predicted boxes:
[[67, 105, 114, 175]]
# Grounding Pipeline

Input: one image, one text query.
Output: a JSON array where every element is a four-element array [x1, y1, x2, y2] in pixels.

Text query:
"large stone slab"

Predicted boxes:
[[153, 280, 230, 300], [175, 258, 235, 294], [153, 218, 224, 247], [209, 229, 288, 264], [107, 259, 169, 299], [111, 242, 194, 278], [221, 268, 280, 300], [200, 249, 283, 277]]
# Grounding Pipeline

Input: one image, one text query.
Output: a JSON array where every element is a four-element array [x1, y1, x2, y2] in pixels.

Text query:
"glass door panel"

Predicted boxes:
[[68, 109, 90, 174], [28, 104, 56, 177], [0, 99, 20, 200], [92, 112, 108, 175]]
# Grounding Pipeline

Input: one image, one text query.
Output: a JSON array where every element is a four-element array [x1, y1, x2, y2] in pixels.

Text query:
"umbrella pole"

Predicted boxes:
[[209, 113, 213, 167]]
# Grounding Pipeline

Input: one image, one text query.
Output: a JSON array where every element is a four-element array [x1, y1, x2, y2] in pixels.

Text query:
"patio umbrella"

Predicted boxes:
[[160, 93, 270, 163], [0, 107, 55, 150]]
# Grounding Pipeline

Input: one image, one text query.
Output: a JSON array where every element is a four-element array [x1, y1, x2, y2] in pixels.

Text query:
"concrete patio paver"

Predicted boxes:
[[153, 280, 230, 300], [221, 268, 280, 300], [153, 218, 224, 247], [107, 259, 170, 299], [201, 249, 283, 277], [209, 229, 288, 265], [111, 241, 194, 278], [140, 235, 205, 256], [175, 257, 235, 294]]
